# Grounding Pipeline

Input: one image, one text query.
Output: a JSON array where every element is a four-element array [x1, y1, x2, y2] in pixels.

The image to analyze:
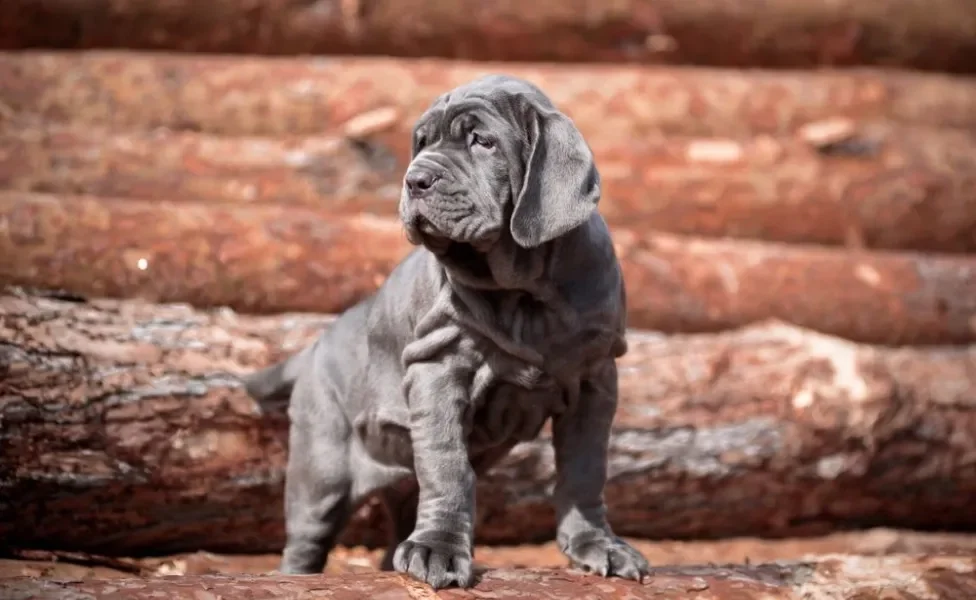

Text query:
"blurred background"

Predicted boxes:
[[1, 0, 975, 596]]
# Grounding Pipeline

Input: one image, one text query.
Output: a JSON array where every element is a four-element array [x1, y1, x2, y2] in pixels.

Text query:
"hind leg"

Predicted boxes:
[[279, 384, 353, 574], [279, 456, 352, 573], [379, 480, 419, 571]]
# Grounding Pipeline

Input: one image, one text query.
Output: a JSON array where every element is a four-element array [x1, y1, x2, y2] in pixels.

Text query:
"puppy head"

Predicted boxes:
[[399, 75, 601, 255]]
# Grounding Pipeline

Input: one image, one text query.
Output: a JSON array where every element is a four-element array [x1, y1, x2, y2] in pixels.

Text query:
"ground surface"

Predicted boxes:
[[4, 528, 975, 580]]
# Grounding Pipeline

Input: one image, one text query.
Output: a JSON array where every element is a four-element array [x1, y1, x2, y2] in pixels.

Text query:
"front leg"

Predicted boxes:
[[552, 360, 649, 581], [393, 360, 476, 589]]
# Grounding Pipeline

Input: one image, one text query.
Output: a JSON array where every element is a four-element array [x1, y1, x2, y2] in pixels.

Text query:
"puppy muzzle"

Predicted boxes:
[[399, 199, 447, 252], [399, 153, 500, 253]]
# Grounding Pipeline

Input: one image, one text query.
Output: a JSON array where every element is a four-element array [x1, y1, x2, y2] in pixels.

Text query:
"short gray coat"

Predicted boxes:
[[245, 74, 649, 589]]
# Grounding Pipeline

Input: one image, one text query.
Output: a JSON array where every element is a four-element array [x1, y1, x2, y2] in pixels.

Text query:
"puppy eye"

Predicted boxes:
[[471, 133, 495, 150], [415, 135, 428, 151]]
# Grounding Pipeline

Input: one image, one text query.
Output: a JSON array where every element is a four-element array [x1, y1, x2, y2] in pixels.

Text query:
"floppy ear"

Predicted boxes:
[[510, 105, 601, 248]]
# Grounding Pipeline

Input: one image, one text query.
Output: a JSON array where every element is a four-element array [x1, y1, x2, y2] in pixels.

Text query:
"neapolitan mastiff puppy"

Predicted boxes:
[[244, 75, 649, 589]]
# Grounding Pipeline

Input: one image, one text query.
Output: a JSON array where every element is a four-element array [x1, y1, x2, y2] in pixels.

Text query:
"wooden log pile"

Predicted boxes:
[[5, 53, 976, 137], [4, 118, 976, 252], [3, 2, 976, 596], [6, 556, 976, 600], [3, 287, 975, 555], [2, 1, 976, 73], [3, 192, 976, 344], [10, 529, 976, 578]]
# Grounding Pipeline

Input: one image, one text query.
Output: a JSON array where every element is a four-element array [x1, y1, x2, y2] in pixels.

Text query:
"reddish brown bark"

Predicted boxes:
[[613, 232, 976, 344], [2, 192, 976, 344], [5, 122, 976, 252], [8, 529, 976, 581], [597, 126, 976, 252], [2, 287, 975, 555], [2, 0, 976, 72], [5, 556, 976, 599], [5, 52, 976, 139], [0, 192, 411, 316], [1, 124, 403, 215]]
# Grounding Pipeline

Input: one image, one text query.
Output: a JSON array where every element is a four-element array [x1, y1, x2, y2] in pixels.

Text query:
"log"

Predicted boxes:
[[613, 232, 976, 345], [2, 287, 975, 555], [2, 0, 976, 73], [10, 529, 976, 579], [2, 192, 976, 344], [5, 556, 976, 600], [0, 124, 404, 215], [5, 122, 976, 252], [4, 52, 976, 139], [0, 192, 410, 316]]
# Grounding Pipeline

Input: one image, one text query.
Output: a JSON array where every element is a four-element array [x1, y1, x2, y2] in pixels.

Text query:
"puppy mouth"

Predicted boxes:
[[402, 208, 499, 256], [414, 215, 441, 237], [402, 214, 494, 279], [404, 214, 446, 247], [416, 227, 496, 259]]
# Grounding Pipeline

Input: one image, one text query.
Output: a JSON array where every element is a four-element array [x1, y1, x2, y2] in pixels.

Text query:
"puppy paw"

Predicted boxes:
[[561, 533, 650, 582], [393, 537, 473, 589]]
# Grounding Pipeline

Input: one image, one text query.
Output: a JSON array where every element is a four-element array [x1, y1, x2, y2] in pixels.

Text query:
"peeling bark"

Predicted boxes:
[[2, 287, 975, 555], [2, 193, 976, 344], [4, 123, 976, 252], [5, 52, 976, 139], [3, 0, 976, 72], [8, 529, 976, 580], [3, 556, 976, 599]]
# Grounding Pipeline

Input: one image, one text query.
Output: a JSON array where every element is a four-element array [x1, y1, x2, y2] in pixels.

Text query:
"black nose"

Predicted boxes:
[[405, 169, 438, 198]]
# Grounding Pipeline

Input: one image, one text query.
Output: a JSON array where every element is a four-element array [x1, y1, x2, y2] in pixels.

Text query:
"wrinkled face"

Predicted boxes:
[[399, 84, 524, 254]]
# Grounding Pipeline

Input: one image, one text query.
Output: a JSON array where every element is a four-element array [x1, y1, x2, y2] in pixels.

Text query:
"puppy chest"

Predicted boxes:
[[491, 292, 566, 351], [476, 290, 619, 370], [467, 375, 567, 451]]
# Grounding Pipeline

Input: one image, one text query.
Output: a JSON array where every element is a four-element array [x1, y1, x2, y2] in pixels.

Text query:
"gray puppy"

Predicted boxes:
[[243, 74, 649, 589]]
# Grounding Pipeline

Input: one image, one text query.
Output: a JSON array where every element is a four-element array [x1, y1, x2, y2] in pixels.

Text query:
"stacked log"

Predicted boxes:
[[2, 192, 975, 344], [6, 556, 976, 600], [4, 52, 976, 138], [2, 0, 976, 73], [2, 3, 976, 575], [0, 192, 410, 317], [4, 52, 976, 254], [12, 529, 976, 578], [2, 288, 975, 555], [0, 124, 405, 216], [4, 121, 976, 252]]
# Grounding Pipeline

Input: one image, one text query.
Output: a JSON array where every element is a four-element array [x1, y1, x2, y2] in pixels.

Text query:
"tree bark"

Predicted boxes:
[[5, 556, 976, 599], [1, 125, 403, 215], [3, 192, 976, 344], [5, 52, 976, 139], [3, 0, 976, 72], [5, 122, 976, 252], [9, 529, 976, 579], [0, 192, 410, 316], [613, 232, 976, 345], [2, 287, 975, 555]]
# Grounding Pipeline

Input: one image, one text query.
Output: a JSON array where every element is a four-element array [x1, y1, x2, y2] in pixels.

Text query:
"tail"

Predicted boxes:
[[242, 342, 316, 404]]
